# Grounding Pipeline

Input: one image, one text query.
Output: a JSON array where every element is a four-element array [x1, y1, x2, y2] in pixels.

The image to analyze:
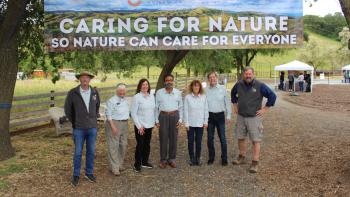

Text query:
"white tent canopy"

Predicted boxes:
[[342, 65, 350, 70], [274, 60, 314, 92], [275, 60, 314, 71]]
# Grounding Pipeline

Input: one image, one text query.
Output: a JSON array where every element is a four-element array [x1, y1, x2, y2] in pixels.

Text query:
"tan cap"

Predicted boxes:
[[75, 71, 95, 79]]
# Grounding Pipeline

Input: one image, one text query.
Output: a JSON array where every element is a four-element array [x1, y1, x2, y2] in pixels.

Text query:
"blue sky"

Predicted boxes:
[[45, 0, 303, 16]]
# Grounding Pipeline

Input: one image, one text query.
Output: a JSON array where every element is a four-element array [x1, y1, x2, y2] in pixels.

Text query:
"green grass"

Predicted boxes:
[[0, 164, 25, 176], [307, 30, 341, 47], [0, 180, 9, 190], [14, 66, 188, 96]]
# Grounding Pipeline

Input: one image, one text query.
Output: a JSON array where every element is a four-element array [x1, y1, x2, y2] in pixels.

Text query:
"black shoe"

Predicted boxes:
[[222, 160, 228, 166], [195, 159, 201, 166], [189, 159, 196, 166], [84, 174, 96, 183], [71, 176, 79, 187], [134, 165, 141, 172], [207, 159, 214, 165], [141, 162, 153, 169], [189, 157, 195, 166]]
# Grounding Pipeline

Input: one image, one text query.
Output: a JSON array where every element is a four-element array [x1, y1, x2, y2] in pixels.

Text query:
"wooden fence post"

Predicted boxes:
[[270, 64, 272, 78], [50, 90, 55, 107], [175, 72, 178, 88]]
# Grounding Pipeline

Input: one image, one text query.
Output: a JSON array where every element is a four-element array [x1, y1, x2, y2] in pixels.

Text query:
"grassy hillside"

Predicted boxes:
[[250, 29, 343, 72]]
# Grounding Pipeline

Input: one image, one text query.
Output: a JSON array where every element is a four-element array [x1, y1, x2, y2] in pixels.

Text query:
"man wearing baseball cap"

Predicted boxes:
[[64, 71, 100, 187]]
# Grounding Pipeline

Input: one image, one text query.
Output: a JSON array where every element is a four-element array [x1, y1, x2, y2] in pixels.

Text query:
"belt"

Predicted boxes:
[[239, 115, 256, 118], [160, 110, 178, 116], [209, 112, 224, 115], [115, 119, 128, 122]]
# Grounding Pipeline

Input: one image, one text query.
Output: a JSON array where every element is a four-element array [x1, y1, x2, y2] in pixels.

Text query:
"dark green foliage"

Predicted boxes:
[[304, 13, 347, 40]]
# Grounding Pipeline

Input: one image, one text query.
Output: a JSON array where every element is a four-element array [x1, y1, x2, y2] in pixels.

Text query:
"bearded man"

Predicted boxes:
[[231, 66, 276, 173]]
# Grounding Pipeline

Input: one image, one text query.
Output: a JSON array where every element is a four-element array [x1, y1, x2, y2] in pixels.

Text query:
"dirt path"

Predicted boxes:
[[1, 92, 350, 196], [259, 93, 350, 196], [282, 85, 350, 115]]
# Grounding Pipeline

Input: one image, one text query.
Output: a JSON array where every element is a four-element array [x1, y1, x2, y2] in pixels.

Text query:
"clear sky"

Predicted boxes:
[[303, 0, 343, 16]]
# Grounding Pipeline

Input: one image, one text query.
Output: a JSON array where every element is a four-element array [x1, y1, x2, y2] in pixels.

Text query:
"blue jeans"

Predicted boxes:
[[72, 128, 97, 177], [299, 81, 304, 92], [207, 112, 227, 161], [187, 127, 203, 161]]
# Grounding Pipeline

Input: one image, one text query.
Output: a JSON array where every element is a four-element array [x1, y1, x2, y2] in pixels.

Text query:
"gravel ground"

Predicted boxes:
[[1, 84, 350, 196], [283, 84, 350, 115]]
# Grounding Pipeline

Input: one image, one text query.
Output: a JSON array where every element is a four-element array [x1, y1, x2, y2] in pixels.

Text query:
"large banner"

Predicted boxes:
[[44, 0, 303, 51]]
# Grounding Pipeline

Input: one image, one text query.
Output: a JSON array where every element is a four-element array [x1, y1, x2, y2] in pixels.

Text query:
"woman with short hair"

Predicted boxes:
[[184, 80, 209, 166], [131, 79, 156, 172]]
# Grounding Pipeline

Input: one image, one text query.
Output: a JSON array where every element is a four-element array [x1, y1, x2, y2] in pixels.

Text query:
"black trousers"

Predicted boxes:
[[187, 127, 204, 162], [134, 126, 153, 166], [288, 81, 294, 90], [207, 112, 227, 161], [280, 79, 285, 90]]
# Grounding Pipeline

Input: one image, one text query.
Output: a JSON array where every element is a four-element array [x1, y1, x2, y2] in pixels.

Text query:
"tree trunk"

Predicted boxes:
[[194, 69, 199, 77], [246, 50, 257, 67], [147, 65, 150, 79], [156, 50, 189, 91], [184, 59, 191, 77], [186, 67, 191, 77], [0, 47, 17, 161], [236, 56, 243, 80], [0, 0, 28, 161], [236, 50, 257, 80], [339, 0, 350, 49], [340, 0, 350, 26]]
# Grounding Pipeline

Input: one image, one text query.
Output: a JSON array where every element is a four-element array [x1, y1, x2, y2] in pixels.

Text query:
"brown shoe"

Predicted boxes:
[[119, 166, 126, 172], [159, 162, 167, 169], [169, 162, 177, 168], [111, 169, 120, 176], [232, 155, 246, 165], [249, 161, 259, 173]]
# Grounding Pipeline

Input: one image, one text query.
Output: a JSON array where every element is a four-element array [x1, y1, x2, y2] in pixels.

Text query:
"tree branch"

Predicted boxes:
[[247, 50, 258, 67]]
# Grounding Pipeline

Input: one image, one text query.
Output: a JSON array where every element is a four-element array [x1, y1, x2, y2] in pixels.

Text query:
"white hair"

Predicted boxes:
[[116, 83, 127, 90]]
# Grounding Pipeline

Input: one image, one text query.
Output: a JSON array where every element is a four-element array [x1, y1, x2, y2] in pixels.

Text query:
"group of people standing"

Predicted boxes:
[[65, 67, 276, 187], [279, 71, 311, 92]]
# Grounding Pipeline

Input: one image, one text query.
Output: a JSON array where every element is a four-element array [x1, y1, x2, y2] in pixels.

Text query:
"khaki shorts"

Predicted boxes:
[[234, 115, 264, 142]]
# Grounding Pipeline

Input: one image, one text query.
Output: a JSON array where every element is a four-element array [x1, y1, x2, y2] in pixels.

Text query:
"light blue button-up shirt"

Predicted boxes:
[[155, 88, 183, 123], [105, 95, 130, 121], [184, 93, 209, 127], [131, 92, 156, 129], [80, 86, 91, 113], [205, 84, 232, 120]]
